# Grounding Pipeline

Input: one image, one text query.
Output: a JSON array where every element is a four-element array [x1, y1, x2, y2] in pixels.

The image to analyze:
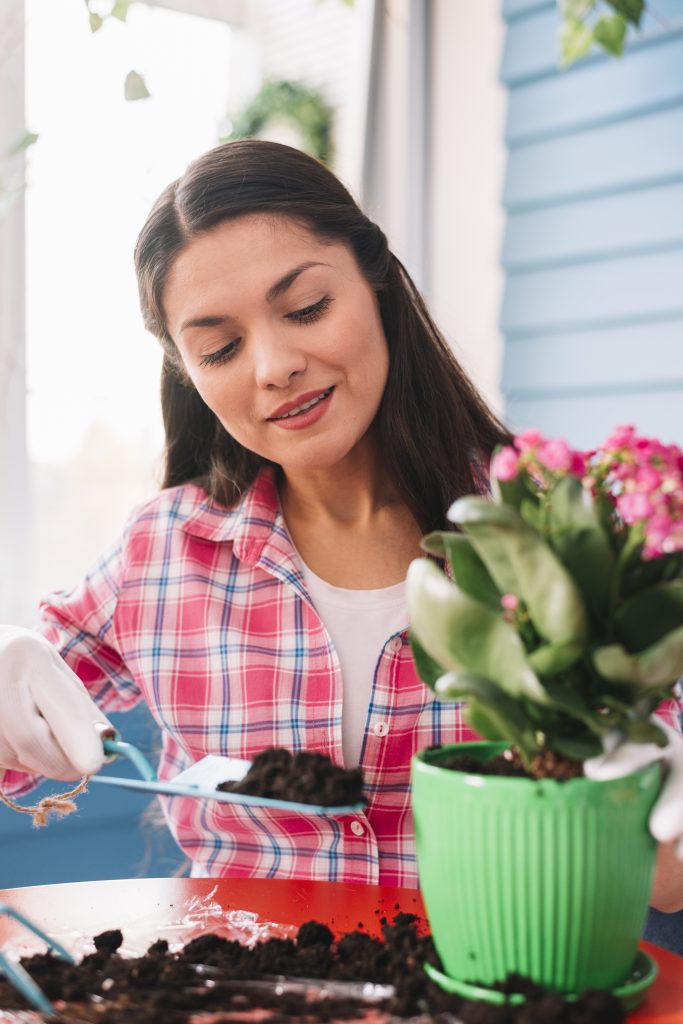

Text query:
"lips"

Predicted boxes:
[[267, 387, 334, 421]]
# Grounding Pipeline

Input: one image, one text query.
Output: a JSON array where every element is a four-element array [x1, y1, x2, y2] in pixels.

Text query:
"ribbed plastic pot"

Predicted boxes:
[[411, 741, 660, 993]]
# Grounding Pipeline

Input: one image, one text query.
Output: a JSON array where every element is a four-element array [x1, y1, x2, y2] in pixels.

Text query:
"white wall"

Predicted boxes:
[[429, 0, 506, 414]]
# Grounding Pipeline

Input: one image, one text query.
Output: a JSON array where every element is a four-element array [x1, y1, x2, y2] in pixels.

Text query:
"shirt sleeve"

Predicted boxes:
[[0, 523, 143, 799], [36, 526, 142, 711]]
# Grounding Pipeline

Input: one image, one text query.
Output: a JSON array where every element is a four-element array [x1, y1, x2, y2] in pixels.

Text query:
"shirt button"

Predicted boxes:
[[350, 820, 365, 837], [373, 721, 389, 737], [388, 636, 403, 654]]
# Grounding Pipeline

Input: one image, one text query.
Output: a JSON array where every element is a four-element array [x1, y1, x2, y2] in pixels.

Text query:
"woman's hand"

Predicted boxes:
[[0, 626, 111, 781]]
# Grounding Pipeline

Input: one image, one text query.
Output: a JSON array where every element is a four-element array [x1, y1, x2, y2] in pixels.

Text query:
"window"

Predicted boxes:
[[22, 1, 237, 619]]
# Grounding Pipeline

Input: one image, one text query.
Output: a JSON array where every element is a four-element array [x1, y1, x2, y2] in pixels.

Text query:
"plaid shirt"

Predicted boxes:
[[5, 470, 681, 884], [5, 469, 477, 886]]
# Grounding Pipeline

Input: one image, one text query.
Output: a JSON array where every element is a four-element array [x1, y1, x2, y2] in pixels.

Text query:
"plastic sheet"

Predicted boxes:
[[1, 888, 433, 1024], [1, 885, 296, 962]]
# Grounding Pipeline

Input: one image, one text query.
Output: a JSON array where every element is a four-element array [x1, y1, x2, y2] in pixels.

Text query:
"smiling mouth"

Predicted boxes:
[[268, 387, 335, 421]]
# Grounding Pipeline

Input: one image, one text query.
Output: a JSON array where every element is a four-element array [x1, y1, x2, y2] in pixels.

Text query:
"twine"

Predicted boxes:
[[0, 777, 89, 827]]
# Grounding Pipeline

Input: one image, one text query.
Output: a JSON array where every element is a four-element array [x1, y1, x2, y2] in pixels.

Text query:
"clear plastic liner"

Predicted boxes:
[[2, 886, 296, 962], [0, 888, 467, 1023]]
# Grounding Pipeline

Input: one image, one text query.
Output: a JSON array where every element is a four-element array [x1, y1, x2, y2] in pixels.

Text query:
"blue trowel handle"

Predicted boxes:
[[94, 722, 158, 782]]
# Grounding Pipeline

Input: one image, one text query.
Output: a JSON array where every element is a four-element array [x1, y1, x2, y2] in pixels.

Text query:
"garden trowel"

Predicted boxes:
[[90, 726, 365, 816]]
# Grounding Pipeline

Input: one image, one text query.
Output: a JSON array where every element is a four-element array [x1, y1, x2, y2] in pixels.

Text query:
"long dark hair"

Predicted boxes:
[[134, 139, 510, 533]]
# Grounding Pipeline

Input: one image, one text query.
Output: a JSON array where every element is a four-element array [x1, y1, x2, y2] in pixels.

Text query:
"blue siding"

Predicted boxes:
[[0, 703, 185, 886], [502, 1, 683, 85], [500, 4, 683, 449]]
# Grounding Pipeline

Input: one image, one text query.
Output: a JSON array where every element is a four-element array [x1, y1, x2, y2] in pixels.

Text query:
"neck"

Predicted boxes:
[[278, 437, 403, 527]]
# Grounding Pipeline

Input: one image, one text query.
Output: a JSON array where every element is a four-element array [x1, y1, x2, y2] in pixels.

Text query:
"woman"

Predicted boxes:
[[0, 141, 679, 900]]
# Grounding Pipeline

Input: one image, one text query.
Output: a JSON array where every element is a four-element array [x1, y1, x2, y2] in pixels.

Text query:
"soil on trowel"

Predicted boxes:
[[0, 913, 625, 1024], [217, 747, 365, 806]]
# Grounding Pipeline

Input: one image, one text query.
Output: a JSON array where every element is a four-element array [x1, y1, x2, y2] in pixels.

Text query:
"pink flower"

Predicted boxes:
[[492, 446, 520, 481], [604, 424, 636, 449], [514, 429, 543, 452], [617, 491, 653, 524], [643, 512, 674, 560], [501, 594, 520, 611], [634, 465, 662, 493], [536, 439, 574, 473], [569, 451, 587, 478]]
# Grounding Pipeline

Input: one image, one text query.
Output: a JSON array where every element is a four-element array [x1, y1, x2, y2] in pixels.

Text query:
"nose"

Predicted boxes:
[[253, 328, 307, 390]]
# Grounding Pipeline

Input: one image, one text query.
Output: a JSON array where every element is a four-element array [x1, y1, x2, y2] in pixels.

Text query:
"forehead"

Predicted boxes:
[[163, 214, 348, 317]]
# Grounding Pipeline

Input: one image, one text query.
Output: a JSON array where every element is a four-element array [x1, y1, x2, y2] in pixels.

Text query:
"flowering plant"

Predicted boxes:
[[407, 425, 683, 769]]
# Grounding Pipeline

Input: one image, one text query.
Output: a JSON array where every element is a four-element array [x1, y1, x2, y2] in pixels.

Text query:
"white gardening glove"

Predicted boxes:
[[584, 717, 683, 858], [0, 625, 111, 781]]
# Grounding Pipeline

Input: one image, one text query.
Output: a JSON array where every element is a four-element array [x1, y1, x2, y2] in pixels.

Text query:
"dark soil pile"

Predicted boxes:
[[218, 747, 365, 807], [0, 914, 625, 1024]]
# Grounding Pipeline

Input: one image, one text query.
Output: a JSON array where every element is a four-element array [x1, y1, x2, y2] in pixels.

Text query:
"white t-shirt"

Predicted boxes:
[[296, 554, 408, 768]]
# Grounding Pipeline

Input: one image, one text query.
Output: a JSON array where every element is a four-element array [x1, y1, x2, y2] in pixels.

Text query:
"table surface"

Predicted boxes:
[[0, 877, 681, 1022]]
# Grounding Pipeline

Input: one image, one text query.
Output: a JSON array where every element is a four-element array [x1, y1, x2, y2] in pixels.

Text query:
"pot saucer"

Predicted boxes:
[[424, 950, 658, 1013]]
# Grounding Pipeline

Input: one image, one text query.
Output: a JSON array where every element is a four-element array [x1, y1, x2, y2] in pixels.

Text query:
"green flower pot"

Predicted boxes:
[[411, 741, 660, 993]]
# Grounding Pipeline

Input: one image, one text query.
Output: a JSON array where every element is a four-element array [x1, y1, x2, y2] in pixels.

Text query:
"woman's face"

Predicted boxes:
[[163, 214, 389, 476]]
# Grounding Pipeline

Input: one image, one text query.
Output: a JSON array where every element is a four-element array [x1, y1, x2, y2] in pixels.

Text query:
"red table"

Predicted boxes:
[[0, 877, 681, 1021]]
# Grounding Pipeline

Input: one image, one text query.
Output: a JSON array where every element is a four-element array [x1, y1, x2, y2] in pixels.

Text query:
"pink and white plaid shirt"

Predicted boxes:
[[5, 469, 478, 886]]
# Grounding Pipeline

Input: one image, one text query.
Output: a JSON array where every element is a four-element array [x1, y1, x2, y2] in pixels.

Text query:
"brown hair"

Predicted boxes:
[[134, 139, 510, 533]]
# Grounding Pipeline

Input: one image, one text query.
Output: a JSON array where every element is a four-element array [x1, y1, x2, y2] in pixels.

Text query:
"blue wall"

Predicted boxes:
[[500, 0, 683, 956], [500, 0, 683, 449], [0, 702, 185, 886]]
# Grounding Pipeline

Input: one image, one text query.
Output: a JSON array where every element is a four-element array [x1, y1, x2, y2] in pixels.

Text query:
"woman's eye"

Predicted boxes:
[[200, 338, 241, 367], [287, 295, 333, 324]]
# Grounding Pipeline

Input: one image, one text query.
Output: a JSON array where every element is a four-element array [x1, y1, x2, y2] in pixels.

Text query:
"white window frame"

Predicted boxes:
[[0, 0, 29, 623]]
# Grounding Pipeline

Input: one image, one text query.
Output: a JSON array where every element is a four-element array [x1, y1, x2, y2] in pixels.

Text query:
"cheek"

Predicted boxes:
[[187, 370, 249, 432]]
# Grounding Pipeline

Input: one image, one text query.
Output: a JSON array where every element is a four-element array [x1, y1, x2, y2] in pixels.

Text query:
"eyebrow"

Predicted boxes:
[[178, 261, 326, 336]]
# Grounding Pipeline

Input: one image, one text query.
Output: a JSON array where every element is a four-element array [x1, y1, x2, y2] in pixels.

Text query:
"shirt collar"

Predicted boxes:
[[180, 467, 308, 598], [180, 467, 283, 565]]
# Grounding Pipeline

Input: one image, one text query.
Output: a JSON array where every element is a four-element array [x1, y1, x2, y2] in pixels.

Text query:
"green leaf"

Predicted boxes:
[[607, 0, 644, 26], [433, 672, 538, 757], [594, 625, 683, 687], [560, 0, 596, 16], [441, 533, 501, 610], [541, 678, 613, 735], [124, 70, 151, 102], [593, 14, 628, 55], [89, 12, 104, 32], [619, 718, 669, 746], [420, 532, 501, 609], [111, 0, 130, 21], [528, 641, 584, 676], [448, 497, 589, 649], [491, 463, 529, 511], [8, 132, 39, 156], [550, 733, 602, 761], [548, 475, 614, 619], [406, 558, 548, 704], [466, 702, 509, 742], [560, 17, 594, 66], [519, 498, 544, 532], [615, 581, 683, 652], [409, 631, 445, 690], [420, 531, 447, 557]]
